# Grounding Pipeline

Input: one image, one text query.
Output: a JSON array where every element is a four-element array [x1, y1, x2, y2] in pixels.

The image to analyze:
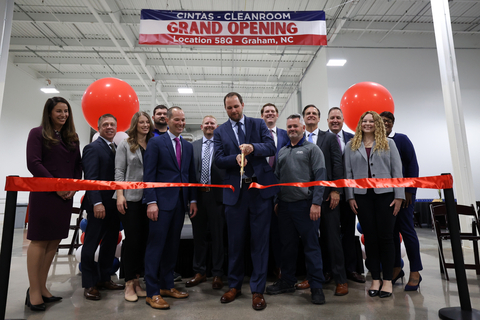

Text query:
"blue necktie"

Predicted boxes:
[[308, 132, 314, 143], [237, 122, 245, 145]]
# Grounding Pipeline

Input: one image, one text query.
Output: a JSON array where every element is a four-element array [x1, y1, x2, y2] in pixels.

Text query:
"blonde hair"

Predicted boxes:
[[127, 111, 154, 153], [350, 111, 389, 152]]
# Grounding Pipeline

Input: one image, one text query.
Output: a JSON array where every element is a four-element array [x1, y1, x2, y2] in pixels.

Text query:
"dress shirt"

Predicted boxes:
[[305, 128, 319, 145], [167, 130, 182, 153], [229, 116, 245, 145], [201, 136, 214, 184], [388, 129, 396, 138], [266, 126, 277, 164]]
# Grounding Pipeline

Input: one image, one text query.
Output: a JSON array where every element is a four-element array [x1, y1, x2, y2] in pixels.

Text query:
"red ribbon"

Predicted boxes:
[[4, 177, 235, 192], [4, 175, 453, 193], [249, 175, 453, 190]]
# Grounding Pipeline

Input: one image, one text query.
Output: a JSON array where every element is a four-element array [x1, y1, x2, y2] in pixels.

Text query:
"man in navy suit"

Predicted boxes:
[[187, 115, 226, 290], [261, 103, 289, 278], [214, 92, 277, 310], [82, 114, 124, 300], [327, 107, 366, 284], [302, 105, 348, 296], [143, 107, 198, 310]]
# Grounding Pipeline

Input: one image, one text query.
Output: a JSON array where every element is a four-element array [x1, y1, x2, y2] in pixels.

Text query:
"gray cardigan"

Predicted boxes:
[[113, 139, 145, 202], [344, 139, 405, 200]]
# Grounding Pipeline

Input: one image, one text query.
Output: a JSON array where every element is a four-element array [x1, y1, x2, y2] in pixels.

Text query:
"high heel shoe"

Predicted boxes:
[[42, 295, 62, 303], [368, 280, 383, 297], [392, 270, 405, 285], [25, 288, 46, 312], [405, 275, 422, 291]]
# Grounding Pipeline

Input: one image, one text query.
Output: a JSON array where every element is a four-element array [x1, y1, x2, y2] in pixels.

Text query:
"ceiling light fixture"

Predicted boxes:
[[40, 79, 60, 93], [178, 87, 193, 94], [327, 59, 347, 66]]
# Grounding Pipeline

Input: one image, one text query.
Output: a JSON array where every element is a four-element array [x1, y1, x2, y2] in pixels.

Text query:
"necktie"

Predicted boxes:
[[237, 122, 245, 145], [200, 140, 212, 184], [308, 132, 314, 143], [268, 129, 275, 168], [337, 134, 343, 153], [174, 137, 181, 168], [110, 143, 116, 154]]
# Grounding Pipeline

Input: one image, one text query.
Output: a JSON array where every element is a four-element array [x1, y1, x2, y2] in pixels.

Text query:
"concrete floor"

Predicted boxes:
[[2, 225, 480, 320]]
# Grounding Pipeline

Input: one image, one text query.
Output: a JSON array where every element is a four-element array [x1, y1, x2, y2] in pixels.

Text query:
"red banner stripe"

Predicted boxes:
[[249, 175, 453, 190], [4, 175, 452, 193], [4, 177, 235, 192]]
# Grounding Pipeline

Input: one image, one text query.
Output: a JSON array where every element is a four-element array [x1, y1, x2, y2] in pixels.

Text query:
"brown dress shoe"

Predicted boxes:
[[212, 276, 224, 290], [186, 273, 206, 287], [159, 288, 189, 299], [220, 288, 241, 303], [84, 287, 101, 300], [295, 279, 310, 290], [347, 272, 366, 283], [146, 295, 170, 309], [335, 283, 349, 296], [252, 293, 266, 310], [97, 280, 125, 290]]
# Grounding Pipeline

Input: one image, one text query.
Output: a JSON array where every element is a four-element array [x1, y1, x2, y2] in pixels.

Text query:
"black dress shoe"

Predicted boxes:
[[84, 287, 101, 300], [347, 272, 366, 283], [323, 272, 332, 284], [368, 281, 383, 297], [25, 288, 46, 312], [379, 291, 392, 298], [96, 280, 125, 290], [42, 295, 62, 303]]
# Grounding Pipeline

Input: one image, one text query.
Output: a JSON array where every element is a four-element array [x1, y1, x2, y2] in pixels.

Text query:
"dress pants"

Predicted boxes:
[[224, 186, 271, 293], [269, 205, 282, 269], [119, 201, 149, 281], [355, 190, 396, 280], [144, 194, 186, 297], [191, 190, 225, 277], [82, 205, 120, 288], [393, 194, 423, 272], [278, 200, 324, 289], [320, 200, 347, 284], [340, 199, 361, 274]]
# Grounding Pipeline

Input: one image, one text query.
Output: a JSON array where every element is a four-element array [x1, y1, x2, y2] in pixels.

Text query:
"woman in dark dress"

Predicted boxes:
[[26, 97, 82, 311], [114, 111, 153, 302]]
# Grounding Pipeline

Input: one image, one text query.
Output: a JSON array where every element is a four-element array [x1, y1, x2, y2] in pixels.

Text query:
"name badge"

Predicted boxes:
[[296, 151, 303, 154]]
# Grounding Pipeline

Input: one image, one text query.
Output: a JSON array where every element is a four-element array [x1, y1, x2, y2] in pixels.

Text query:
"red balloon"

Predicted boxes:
[[361, 234, 365, 245], [340, 82, 394, 131], [80, 232, 85, 244], [399, 232, 403, 243], [82, 78, 139, 132]]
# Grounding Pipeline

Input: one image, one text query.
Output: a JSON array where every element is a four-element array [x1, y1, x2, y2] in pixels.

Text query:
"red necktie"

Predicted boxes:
[[268, 129, 275, 167]]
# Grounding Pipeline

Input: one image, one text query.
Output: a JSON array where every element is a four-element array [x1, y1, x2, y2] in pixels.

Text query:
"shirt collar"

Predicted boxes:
[[167, 130, 180, 140], [202, 136, 213, 143], [229, 115, 245, 128], [388, 129, 396, 138], [305, 127, 319, 136], [98, 135, 113, 145], [287, 135, 305, 148]]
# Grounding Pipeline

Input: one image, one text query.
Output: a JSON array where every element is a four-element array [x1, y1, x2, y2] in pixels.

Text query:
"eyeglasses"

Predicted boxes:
[[382, 119, 393, 124]]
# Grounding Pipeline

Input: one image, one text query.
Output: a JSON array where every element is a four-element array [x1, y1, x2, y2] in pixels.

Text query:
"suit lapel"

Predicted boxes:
[[359, 142, 368, 161], [225, 121, 240, 150], [164, 134, 179, 170], [135, 147, 143, 164], [316, 130, 325, 149], [97, 138, 112, 158], [245, 116, 252, 143], [194, 140, 202, 171]]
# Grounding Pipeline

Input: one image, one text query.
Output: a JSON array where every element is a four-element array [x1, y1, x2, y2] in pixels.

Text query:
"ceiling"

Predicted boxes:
[[8, 0, 480, 130]]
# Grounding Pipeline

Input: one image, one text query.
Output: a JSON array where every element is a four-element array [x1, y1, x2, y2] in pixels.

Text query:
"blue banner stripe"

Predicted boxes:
[[141, 10, 325, 22]]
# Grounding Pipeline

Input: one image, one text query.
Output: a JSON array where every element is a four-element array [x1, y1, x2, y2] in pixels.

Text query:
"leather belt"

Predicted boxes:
[[242, 177, 257, 184], [199, 187, 211, 192]]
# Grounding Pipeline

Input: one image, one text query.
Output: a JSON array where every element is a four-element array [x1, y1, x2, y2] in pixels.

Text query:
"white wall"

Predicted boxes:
[[0, 60, 91, 209], [326, 47, 480, 199]]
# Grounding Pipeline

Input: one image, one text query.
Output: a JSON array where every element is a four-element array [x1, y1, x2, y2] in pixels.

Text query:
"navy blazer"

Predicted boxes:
[[343, 130, 354, 145], [316, 130, 344, 198], [82, 138, 116, 212], [143, 133, 197, 211], [214, 116, 278, 206], [276, 128, 289, 155], [193, 138, 226, 203], [390, 132, 419, 195]]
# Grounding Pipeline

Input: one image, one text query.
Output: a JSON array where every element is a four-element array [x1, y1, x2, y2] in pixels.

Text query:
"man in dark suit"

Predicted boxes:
[[186, 115, 226, 290], [82, 114, 124, 300], [260, 103, 289, 278], [301, 105, 348, 296], [143, 107, 198, 310], [327, 107, 366, 284], [214, 92, 277, 311]]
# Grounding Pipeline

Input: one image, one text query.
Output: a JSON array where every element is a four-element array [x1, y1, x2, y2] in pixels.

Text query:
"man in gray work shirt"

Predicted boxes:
[[265, 114, 327, 305]]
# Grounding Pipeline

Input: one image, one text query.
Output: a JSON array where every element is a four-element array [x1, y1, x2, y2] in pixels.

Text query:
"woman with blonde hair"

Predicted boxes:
[[114, 111, 153, 301], [344, 111, 404, 298], [26, 97, 82, 311]]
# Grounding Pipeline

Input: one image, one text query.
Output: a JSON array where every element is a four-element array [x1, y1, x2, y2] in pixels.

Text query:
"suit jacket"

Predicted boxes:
[[82, 137, 116, 212], [214, 116, 278, 206], [114, 139, 144, 202], [344, 139, 405, 200], [193, 138, 226, 203], [390, 132, 419, 195], [343, 130, 354, 146], [143, 133, 197, 211], [276, 128, 289, 154], [315, 129, 344, 198]]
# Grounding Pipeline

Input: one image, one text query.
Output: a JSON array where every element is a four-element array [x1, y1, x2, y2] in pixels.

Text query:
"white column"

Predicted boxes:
[[0, 0, 14, 118]]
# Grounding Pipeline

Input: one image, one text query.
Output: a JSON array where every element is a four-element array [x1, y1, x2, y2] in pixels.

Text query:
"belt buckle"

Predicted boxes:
[[244, 177, 252, 184], [205, 187, 211, 192]]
